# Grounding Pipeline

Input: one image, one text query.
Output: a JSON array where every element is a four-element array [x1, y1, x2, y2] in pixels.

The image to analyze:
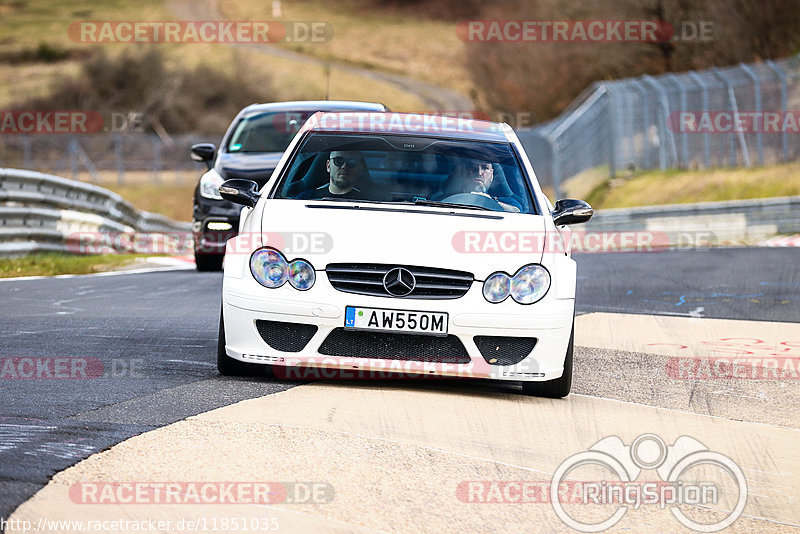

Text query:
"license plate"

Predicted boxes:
[[345, 306, 448, 335]]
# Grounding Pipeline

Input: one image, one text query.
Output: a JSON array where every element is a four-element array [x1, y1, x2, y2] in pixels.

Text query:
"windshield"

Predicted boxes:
[[226, 111, 316, 153], [273, 133, 537, 214]]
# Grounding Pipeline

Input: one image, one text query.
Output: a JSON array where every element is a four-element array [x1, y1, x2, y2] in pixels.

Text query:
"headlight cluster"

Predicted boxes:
[[199, 170, 224, 200], [250, 248, 315, 290], [483, 264, 550, 304]]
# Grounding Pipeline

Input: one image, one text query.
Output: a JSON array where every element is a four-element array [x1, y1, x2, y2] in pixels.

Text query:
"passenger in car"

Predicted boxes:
[[297, 151, 367, 200], [441, 159, 522, 212]]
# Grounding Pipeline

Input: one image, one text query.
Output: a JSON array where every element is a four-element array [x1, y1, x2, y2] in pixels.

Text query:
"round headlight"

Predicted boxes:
[[483, 272, 511, 303], [510, 264, 550, 304], [250, 248, 288, 288], [288, 259, 316, 290]]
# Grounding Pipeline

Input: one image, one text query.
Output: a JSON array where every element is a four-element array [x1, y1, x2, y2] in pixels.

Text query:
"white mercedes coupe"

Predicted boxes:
[[216, 112, 592, 397]]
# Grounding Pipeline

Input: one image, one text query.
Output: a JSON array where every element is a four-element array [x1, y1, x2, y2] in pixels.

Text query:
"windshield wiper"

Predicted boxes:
[[315, 197, 390, 204], [411, 199, 491, 211]]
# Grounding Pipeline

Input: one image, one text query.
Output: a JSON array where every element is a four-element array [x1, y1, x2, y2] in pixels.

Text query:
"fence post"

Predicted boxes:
[[152, 135, 162, 185], [69, 138, 79, 180], [22, 136, 32, 170], [114, 135, 125, 185], [713, 68, 750, 167], [630, 80, 650, 170], [688, 71, 711, 168], [738, 63, 763, 165], [765, 59, 789, 162], [545, 133, 562, 199], [605, 83, 618, 178], [667, 74, 690, 168], [642, 75, 678, 170]]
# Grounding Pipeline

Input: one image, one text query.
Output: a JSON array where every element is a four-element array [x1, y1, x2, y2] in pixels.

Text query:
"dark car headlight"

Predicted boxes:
[[199, 170, 224, 200]]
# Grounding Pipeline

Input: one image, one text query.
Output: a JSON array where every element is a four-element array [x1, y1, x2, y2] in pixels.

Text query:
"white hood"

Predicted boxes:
[[258, 200, 547, 280]]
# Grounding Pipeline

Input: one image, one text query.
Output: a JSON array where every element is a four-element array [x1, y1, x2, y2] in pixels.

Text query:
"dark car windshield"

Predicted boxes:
[[273, 133, 537, 214], [226, 111, 316, 153]]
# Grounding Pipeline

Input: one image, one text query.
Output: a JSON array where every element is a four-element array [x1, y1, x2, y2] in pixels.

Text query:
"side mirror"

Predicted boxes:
[[190, 143, 216, 170], [551, 199, 593, 226], [219, 179, 261, 208]]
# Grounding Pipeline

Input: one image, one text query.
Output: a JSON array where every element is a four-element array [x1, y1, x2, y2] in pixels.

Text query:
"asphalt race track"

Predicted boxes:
[[1, 247, 798, 532]]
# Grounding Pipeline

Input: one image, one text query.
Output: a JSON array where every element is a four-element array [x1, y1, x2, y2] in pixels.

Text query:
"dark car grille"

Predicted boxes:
[[256, 320, 318, 352], [318, 328, 470, 364], [474, 336, 537, 366], [326, 263, 473, 299]]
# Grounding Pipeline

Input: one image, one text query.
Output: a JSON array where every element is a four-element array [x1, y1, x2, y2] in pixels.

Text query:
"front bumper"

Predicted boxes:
[[222, 271, 574, 382]]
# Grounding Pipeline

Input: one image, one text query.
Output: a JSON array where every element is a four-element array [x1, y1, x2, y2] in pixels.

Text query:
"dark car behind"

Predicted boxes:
[[190, 100, 387, 271]]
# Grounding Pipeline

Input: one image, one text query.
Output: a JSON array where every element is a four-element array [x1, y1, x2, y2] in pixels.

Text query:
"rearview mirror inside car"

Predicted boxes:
[[219, 179, 261, 208], [551, 199, 593, 226]]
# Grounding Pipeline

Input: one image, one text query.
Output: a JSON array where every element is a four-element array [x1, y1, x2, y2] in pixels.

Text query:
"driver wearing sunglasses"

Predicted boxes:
[[297, 150, 367, 200]]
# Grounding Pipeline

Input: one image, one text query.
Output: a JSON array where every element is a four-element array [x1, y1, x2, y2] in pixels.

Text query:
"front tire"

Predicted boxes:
[[521, 324, 573, 398], [217, 306, 271, 376]]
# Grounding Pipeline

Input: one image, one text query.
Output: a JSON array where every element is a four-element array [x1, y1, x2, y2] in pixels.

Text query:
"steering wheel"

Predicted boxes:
[[440, 192, 504, 211]]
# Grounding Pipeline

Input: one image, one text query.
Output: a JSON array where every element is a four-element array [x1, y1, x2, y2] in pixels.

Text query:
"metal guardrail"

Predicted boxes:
[[0, 168, 191, 257], [582, 196, 800, 246]]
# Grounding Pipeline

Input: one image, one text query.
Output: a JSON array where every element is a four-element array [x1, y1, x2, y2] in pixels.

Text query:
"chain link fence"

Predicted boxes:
[[518, 54, 800, 196]]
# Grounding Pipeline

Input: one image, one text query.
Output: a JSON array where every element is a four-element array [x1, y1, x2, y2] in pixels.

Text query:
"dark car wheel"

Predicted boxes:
[[196, 252, 224, 272], [521, 324, 573, 398], [217, 306, 272, 376]]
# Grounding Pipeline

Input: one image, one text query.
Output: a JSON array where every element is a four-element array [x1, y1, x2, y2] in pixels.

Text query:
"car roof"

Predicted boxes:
[[240, 100, 387, 117], [303, 111, 513, 142]]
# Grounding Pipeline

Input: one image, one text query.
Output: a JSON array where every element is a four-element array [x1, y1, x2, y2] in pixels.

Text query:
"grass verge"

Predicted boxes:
[[580, 162, 800, 209], [0, 253, 159, 278], [102, 181, 196, 222]]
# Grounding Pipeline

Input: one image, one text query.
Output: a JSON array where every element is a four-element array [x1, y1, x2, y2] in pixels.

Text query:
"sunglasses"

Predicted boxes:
[[330, 156, 360, 168]]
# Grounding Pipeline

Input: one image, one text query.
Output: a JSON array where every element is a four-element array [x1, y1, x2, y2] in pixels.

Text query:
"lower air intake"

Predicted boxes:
[[256, 320, 318, 352], [474, 336, 537, 366], [319, 328, 470, 364]]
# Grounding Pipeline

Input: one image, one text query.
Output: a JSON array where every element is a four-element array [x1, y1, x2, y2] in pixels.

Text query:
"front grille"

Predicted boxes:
[[474, 336, 537, 366], [256, 320, 318, 352], [318, 328, 470, 364], [326, 263, 473, 299]]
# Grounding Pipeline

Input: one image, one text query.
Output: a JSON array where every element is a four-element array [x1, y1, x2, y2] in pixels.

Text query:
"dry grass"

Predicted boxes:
[[0, 0, 428, 112], [584, 163, 800, 209], [217, 0, 475, 105], [69, 171, 198, 222]]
